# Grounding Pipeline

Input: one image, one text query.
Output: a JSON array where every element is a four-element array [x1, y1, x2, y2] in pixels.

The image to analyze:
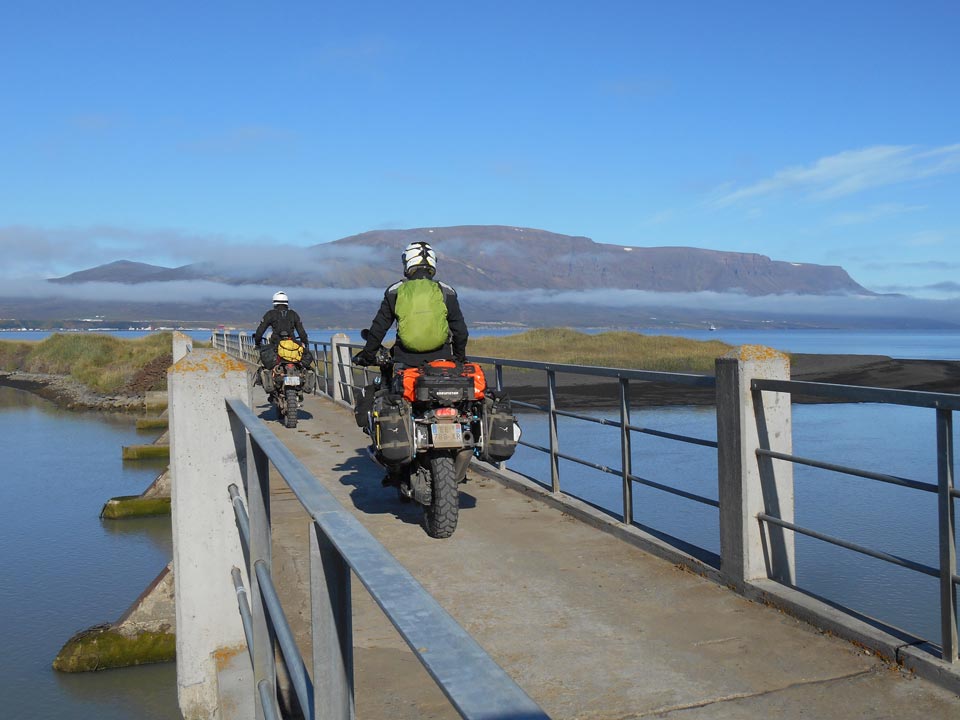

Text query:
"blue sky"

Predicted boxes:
[[1, 1, 958, 301]]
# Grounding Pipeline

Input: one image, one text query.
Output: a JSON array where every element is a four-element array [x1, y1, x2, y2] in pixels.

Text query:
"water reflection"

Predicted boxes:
[[0, 384, 179, 719]]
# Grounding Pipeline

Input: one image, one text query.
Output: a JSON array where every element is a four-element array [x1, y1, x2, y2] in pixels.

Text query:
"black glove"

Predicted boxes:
[[353, 350, 376, 366]]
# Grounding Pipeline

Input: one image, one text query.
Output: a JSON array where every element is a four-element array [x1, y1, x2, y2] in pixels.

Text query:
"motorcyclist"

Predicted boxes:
[[353, 241, 468, 371], [253, 291, 312, 367]]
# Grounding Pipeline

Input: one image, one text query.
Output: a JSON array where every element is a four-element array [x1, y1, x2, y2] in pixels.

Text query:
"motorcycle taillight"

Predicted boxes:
[[434, 407, 458, 418]]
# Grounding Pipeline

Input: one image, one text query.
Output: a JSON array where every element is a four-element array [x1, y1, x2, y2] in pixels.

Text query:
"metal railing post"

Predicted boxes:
[[937, 408, 958, 663], [547, 369, 560, 494], [619, 378, 633, 525], [311, 523, 355, 720]]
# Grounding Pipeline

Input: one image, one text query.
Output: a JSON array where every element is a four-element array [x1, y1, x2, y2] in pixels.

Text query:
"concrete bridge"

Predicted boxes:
[[167, 334, 960, 719]]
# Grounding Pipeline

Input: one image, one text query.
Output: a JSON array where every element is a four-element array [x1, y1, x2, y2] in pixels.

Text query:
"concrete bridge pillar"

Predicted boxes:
[[716, 345, 796, 590], [172, 331, 194, 363], [168, 349, 253, 719], [330, 332, 352, 404]]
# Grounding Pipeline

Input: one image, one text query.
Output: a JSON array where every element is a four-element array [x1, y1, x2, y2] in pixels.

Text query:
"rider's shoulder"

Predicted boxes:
[[437, 281, 457, 296], [386, 280, 404, 294]]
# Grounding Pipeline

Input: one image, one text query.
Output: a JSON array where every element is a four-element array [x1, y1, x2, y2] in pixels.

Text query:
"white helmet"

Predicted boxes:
[[272, 291, 289, 306], [402, 241, 437, 277]]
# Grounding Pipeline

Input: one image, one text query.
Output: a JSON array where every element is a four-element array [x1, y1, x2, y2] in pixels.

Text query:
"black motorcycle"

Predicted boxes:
[[256, 335, 315, 428], [353, 334, 519, 538]]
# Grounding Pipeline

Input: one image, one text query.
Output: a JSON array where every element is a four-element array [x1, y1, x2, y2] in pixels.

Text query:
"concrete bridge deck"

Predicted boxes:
[[263, 392, 959, 719]]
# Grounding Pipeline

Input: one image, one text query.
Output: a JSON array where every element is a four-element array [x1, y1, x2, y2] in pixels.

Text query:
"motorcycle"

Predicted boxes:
[[352, 333, 520, 539], [255, 335, 315, 429]]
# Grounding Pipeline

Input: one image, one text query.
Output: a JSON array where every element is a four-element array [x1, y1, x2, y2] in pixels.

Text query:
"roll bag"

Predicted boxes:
[[396, 360, 486, 404]]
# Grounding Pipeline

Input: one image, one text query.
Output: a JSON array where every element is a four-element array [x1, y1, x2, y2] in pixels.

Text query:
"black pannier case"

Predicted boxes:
[[258, 344, 277, 369], [481, 392, 519, 462], [354, 383, 377, 428], [373, 394, 415, 465]]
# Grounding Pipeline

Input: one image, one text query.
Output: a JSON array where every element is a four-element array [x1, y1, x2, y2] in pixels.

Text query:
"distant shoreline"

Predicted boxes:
[[501, 353, 960, 408], [3, 353, 959, 412]]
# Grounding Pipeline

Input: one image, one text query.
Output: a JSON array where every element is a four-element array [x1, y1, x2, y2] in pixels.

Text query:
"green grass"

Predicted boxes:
[[467, 328, 733, 374], [0, 332, 173, 394]]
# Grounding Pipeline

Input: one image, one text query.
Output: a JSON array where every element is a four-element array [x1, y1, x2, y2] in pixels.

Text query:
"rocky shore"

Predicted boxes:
[[0, 352, 172, 411], [0, 371, 149, 411]]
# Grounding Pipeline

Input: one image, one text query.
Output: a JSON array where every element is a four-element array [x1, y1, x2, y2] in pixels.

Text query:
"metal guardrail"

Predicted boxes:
[[213, 330, 959, 667], [752, 377, 959, 663], [337, 345, 721, 529], [223, 397, 550, 720]]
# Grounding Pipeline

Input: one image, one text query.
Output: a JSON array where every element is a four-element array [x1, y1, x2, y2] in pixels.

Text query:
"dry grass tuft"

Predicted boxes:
[[0, 332, 173, 393], [467, 328, 732, 373]]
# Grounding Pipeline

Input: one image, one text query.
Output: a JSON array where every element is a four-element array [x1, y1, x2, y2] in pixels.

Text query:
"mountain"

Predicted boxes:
[[49, 226, 872, 296]]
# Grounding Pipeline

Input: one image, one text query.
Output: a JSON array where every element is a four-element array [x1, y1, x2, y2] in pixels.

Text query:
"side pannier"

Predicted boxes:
[[481, 390, 520, 462], [372, 393, 415, 465]]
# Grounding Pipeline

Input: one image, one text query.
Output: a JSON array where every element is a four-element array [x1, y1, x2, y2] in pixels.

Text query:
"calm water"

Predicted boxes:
[[0, 388, 178, 719], [1, 327, 958, 716]]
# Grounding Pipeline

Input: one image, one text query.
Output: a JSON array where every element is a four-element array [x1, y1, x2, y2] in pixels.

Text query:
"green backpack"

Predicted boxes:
[[395, 279, 449, 352]]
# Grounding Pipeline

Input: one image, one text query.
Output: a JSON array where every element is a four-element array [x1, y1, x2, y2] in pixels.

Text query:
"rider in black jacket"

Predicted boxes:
[[253, 291, 311, 365], [354, 241, 468, 368]]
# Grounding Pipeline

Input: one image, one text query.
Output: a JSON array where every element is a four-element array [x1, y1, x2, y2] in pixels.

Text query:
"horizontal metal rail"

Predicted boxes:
[[756, 449, 938, 494], [753, 377, 960, 410], [468, 355, 718, 387], [629, 474, 719, 508], [517, 428, 720, 513], [757, 512, 946, 580], [226, 398, 549, 720]]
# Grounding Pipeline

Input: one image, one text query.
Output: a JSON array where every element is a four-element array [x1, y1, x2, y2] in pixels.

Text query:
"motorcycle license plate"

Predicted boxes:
[[430, 423, 463, 448], [283, 376, 301, 386]]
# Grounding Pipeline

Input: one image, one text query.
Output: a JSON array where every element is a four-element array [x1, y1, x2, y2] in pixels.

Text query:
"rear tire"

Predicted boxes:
[[284, 387, 298, 428], [423, 454, 458, 538]]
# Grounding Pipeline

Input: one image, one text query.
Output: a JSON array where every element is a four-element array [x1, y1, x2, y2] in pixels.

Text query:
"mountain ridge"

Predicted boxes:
[[50, 225, 872, 297]]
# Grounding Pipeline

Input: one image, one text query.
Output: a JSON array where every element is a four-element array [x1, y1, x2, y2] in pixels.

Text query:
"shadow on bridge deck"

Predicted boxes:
[[261, 393, 958, 719]]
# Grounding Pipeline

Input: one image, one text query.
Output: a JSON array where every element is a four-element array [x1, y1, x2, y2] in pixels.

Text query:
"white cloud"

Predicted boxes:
[[0, 277, 384, 304], [457, 287, 960, 321], [828, 202, 926, 226], [0, 225, 370, 280], [906, 230, 947, 247], [711, 143, 960, 207]]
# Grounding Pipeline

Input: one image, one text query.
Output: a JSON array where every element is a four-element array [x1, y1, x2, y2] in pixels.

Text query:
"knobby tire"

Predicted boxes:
[[284, 387, 299, 428], [423, 453, 458, 538]]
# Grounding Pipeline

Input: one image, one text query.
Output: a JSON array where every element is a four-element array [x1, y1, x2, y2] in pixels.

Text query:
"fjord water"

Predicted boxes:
[[0, 327, 957, 718], [0, 387, 178, 719]]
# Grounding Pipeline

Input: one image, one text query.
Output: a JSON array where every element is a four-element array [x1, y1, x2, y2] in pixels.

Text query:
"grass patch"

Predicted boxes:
[[0, 332, 172, 394], [467, 328, 733, 374]]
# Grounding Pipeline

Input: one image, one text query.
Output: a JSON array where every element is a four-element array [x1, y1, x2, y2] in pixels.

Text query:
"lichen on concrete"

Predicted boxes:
[[53, 625, 175, 672], [100, 495, 171, 518], [725, 343, 789, 362], [122, 444, 170, 460]]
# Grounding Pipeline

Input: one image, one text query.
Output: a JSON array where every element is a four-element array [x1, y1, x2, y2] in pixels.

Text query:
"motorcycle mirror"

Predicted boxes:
[[360, 329, 370, 340]]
